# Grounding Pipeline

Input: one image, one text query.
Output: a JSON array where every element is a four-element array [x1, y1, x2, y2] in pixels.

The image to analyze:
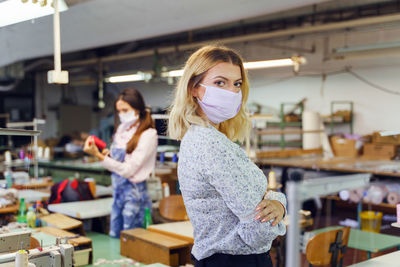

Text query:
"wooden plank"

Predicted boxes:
[[256, 148, 322, 158], [121, 228, 189, 250], [121, 228, 191, 266], [0, 204, 18, 214], [40, 213, 82, 230], [148, 221, 194, 244]]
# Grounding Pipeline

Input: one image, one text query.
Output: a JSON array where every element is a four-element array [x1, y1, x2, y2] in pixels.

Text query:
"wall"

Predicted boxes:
[[35, 24, 400, 139]]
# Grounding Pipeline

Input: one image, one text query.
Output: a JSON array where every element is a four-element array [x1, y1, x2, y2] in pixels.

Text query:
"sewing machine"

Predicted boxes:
[[0, 231, 73, 267]]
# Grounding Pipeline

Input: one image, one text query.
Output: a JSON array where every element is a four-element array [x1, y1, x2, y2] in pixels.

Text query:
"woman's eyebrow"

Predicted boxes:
[[212, 75, 228, 80], [212, 76, 242, 81]]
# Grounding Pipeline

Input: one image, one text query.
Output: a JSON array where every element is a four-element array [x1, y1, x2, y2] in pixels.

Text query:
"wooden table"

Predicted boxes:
[[18, 189, 50, 203], [147, 216, 313, 246], [148, 221, 194, 243], [255, 156, 400, 177], [349, 228, 400, 259], [48, 197, 113, 219], [12, 178, 54, 189], [0, 204, 19, 214], [40, 213, 85, 235], [348, 250, 400, 266], [121, 228, 191, 266]]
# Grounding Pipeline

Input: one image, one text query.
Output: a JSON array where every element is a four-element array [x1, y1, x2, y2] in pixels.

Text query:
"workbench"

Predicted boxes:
[[255, 155, 400, 177], [48, 197, 113, 219], [38, 160, 177, 186]]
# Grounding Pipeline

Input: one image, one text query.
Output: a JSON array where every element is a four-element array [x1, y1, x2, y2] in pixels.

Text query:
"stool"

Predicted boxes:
[[120, 228, 191, 266]]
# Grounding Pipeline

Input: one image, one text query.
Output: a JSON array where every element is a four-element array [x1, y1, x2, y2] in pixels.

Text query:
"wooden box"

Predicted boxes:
[[330, 136, 359, 158], [120, 228, 191, 266], [372, 132, 400, 145], [362, 143, 397, 160]]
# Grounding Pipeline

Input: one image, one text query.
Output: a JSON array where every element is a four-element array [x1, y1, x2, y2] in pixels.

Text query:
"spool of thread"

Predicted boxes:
[[397, 204, 400, 224], [159, 152, 165, 164], [4, 151, 11, 164], [388, 192, 400, 205], [268, 171, 277, 189], [37, 147, 43, 159], [302, 110, 321, 150], [19, 149, 25, 160], [339, 190, 350, 201], [172, 153, 178, 163], [162, 182, 170, 198], [90, 135, 106, 150], [44, 147, 50, 160], [366, 185, 386, 205], [15, 250, 28, 267]]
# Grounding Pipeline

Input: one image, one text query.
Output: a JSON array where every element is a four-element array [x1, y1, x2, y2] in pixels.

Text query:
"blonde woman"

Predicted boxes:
[[168, 45, 286, 267]]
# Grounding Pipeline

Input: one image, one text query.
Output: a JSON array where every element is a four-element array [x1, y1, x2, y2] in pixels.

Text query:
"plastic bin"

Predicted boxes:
[[74, 248, 92, 266], [360, 211, 382, 233]]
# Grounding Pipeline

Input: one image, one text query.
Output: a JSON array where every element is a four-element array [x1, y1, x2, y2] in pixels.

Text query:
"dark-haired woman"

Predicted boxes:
[[84, 88, 157, 238]]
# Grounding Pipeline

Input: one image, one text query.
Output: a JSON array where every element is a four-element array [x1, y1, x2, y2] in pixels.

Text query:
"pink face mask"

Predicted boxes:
[[197, 83, 242, 124]]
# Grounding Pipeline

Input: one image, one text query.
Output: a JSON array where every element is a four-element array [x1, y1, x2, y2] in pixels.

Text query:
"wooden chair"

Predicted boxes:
[[30, 236, 40, 249], [159, 195, 189, 221], [306, 227, 350, 267]]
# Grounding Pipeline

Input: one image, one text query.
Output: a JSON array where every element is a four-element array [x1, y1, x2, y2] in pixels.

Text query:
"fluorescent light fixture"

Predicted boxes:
[[244, 56, 306, 69], [0, 0, 68, 28], [107, 56, 307, 83], [160, 56, 307, 79], [104, 72, 153, 83], [161, 69, 184, 78]]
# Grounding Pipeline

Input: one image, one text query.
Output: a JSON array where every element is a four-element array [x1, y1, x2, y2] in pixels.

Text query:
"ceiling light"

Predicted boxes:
[[161, 69, 184, 78], [243, 56, 307, 69], [104, 72, 153, 83], [0, 0, 68, 28], [160, 56, 307, 79]]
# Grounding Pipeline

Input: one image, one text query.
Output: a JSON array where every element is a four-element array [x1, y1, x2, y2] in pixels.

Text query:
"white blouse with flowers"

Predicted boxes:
[[178, 124, 286, 260]]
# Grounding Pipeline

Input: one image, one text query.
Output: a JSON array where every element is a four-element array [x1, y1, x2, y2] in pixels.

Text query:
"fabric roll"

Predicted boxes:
[[302, 111, 321, 150], [339, 190, 350, 201], [387, 192, 400, 205]]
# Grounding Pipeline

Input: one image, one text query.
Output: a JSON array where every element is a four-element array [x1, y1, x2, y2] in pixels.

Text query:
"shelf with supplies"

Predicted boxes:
[[321, 101, 354, 134], [251, 99, 305, 150]]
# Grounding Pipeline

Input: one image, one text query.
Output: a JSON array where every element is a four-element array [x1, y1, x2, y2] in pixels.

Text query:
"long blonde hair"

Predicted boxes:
[[168, 45, 250, 142]]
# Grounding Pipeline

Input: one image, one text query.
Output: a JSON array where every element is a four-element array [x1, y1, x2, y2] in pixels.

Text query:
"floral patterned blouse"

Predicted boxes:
[[178, 124, 287, 260]]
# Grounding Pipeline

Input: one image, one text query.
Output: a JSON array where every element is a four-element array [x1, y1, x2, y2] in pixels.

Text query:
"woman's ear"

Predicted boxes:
[[191, 86, 198, 98]]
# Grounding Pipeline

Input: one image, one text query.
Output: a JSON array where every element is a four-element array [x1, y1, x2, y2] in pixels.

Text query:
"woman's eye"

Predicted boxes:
[[234, 82, 242, 88], [215, 81, 225, 87]]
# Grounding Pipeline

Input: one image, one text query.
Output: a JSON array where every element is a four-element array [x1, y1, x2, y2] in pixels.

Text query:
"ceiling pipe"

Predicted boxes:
[[63, 13, 400, 68]]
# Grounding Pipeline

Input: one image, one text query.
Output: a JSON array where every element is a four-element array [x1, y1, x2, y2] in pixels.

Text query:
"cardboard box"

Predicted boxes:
[[330, 136, 359, 158], [362, 143, 397, 160], [372, 132, 400, 145]]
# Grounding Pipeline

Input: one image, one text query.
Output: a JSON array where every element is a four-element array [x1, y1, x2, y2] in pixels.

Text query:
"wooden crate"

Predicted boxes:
[[120, 228, 191, 266]]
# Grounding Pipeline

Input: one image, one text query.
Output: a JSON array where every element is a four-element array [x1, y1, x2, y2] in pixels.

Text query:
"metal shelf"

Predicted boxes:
[[0, 128, 41, 136]]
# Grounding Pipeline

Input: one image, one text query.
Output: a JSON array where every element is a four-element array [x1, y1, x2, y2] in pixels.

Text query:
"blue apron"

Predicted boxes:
[[109, 146, 152, 238]]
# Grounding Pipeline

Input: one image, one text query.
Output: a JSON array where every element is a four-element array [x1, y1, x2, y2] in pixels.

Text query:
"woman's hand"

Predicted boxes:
[[254, 199, 285, 226], [102, 148, 110, 156], [83, 136, 103, 160]]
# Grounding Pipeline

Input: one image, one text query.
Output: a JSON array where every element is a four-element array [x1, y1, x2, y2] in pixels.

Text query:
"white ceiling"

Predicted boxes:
[[0, 0, 329, 67]]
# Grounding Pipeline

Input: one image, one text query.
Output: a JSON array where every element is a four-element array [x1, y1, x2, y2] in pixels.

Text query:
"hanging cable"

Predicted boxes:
[[346, 68, 400, 96]]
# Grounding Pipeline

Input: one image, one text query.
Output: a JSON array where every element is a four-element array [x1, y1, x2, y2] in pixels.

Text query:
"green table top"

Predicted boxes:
[[311, 226, 400, 253], [349, 228, 400, 253]]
